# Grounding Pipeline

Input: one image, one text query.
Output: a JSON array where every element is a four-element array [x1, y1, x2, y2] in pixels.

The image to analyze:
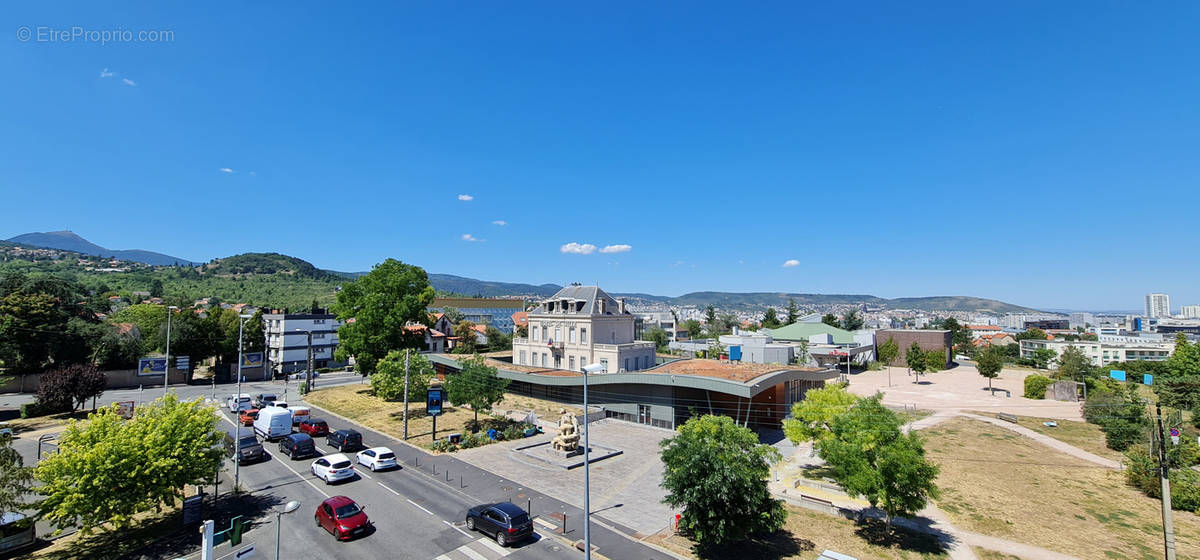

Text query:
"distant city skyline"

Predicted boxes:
[[6, 3, 1200, 310]]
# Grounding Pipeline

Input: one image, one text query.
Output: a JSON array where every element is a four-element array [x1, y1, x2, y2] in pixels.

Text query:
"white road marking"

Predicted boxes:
[[478, 535, 512, 556], [272, 455, 331, 499], [434, 555, 452, 560], [458, 543, 489, 560], [533, 517, 556, 529], [445, 519, 474, 538], [408, 498, 435, 516], [378, 482, 400, 496]]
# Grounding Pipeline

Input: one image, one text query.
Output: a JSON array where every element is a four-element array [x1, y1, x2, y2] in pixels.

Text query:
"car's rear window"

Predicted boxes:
[[379, 452, 395, 460], [510, 514, 530, 526], [239, 437, 258, 447], [331, 460, 352, 469]]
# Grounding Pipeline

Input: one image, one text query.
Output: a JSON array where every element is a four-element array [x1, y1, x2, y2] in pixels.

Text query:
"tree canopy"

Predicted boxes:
[[37, 363, 106, 412], [660, 415, 786, 551], [331, 259, 436, 374], [643, 327, 670, 352], [840, 309, 864, 331], [782, 384, 859, 445], [0, 435, 32, 514], [877, 337, 899, 366], [372, 349, 435, 403], [761, 308, 782, 329], [821, 313, 839, 328], [975, 345, 1003, 392], [445, 354, 510, 423], [786, 299, 799, 325], [906, 343, 928, 380]]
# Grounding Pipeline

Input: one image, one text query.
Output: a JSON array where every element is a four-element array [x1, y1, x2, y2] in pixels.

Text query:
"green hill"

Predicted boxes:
[[205, 252, 338, 280]]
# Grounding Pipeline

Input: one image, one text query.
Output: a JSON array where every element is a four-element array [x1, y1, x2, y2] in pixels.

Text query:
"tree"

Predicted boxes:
[[452, 321, 478, 354], [717, 312, 739, 334], [444, 354, 509, 424], [441, 306, 466, 325], [514, 323, 528, 338], [36, 394, 224, 533], [840, 310, 864, 331], [940, 318, 972, 354], [782, 384, 858, 445], [1015, 328, 1048, 341], [0, 435, 32, 514], [821, 313, 839, 328], [1029, 348, 1056, 370], [372, 349, 434, 402], [786, 299, 799, 325], [660, 415, 786, 551], [877, 337, 899, 367], [37, 363, 106, 412], [794, 339, 810, 366], [681, 319, 702, 340], [331, 259, 436, 374], [761, 308, 782, 329], [1167, 333, 1200, 379], [1055, 345, 1096, 383], [906, 343, 927, 381], [707, 340, 725, 359], [976, 345, 1003, 393], [109, 303, 168, 353], [149, 279, 164, 299], [485, 325, 510, 352], [704, 305, 717, 333], [644, 327, 670, 352], [818, 396, 940, 531]]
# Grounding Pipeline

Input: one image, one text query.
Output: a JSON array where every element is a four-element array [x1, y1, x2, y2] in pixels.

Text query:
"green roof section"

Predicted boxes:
[[764, 322, 856, 344]]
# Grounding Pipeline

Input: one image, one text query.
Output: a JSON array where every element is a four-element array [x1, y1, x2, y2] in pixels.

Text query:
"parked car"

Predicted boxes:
[[290, 406, 311, 426], [0, 512, 36, 554], [326, 429, 363, 452], [311, 453, 356, 484], [268, 400, 289, 409], [355, 447, 397, 472], [298, 418, 329, 437], [0, 422, 13, 439], [253, 393, 278, 409], [254, 407, 294, 441], [314, 496, 371, 541], [465, 502, 533, 546], [289, 371, 320, 380], [224, 427, 265, 464], [226, 394, 253, 413], [279, 433, 317, 460], [239, 408, 260, 426]]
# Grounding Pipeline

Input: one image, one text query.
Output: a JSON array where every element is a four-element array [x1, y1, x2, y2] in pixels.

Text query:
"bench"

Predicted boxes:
[[817, 550, 859, 560], [997, 413, 1018, 424]]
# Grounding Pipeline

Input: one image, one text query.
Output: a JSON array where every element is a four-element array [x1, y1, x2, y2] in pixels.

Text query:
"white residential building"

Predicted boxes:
[[1181, 305, 1200, 319], [1146, 293, 1171, 319], [263, 311, 345, 374], [1069, 312, 1095, 330], [512, 284, 656, 374], [1019, 338, 1173, 367]]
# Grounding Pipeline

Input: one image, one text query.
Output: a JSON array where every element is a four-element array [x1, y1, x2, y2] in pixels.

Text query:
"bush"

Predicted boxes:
[[925, 350, 946, 373], [1170, 437, 1200, 469], [316, 367, 334, 374], [430, 439, 456, 453], [1024, 375, 1054, 399], [867, 361, 884, 371], [1103, 419, 1145, 452], [20, 400, 68, 419], [459, 433, 489, 449], [502, 425, 526, 441]]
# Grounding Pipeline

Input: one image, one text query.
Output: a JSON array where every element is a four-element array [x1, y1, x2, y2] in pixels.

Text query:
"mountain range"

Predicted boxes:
[[3, 231, 1038, 313]]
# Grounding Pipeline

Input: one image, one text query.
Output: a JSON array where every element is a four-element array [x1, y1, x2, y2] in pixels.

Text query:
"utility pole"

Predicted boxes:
[[1156, 402, 1178, 560], [403, 350, 410, 440], [304, 331, 314, 395]]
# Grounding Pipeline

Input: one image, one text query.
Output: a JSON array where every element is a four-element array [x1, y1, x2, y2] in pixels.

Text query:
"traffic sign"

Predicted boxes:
[[176, 356, 190, 371], [233, 545, 256, 559]]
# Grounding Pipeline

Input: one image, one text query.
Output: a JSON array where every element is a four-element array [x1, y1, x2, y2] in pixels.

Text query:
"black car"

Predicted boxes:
[[278, 433, 317, 460], [253, 393, 278, 409], [326, 429, 363, 452], [465, 502, 533, 547], [224, 427, 265, 464]]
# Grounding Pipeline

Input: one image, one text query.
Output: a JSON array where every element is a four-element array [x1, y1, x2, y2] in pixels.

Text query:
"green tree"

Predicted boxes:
[[761, 307, 782, 329], [109, 303, 168, 352], [644, 327, 670, 352], [0, 435, 33, 514], [786, 299, 799, 325], [440, 306, 466, 325], [906, 343, 928, 381], [149, 279, 164, 298], [794, 339, 810, 365], [1055, 345, 1095, 383], [1029, 348, 1056, 370], [372, 349, 434, 402], [704, 305, 717, 334], [660, 415, 786, 551], [444, 354, 510, 424], [36, 394, 224, 533], [452, 321, 478, 354], [1166, 333, 1200, 379], [706, 340, 725, 359], [717, 312, 739, 334], [821, 313, 839, 328], [1015, 328, 1048, 341], [36, 363, 106, 412], [681, 319, 702, 340], [840, 310, 864, 331], [877, 337, 899, 366], [782, 384, 858, 445], [975, 345, 1003, 392], [818, 396, 940, 531], [331, 259, 436, 374], [924, 350, 946, 373]]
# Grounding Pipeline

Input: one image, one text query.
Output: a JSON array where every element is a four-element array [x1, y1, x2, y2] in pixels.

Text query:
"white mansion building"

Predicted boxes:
[[512, 284, 656, 374]]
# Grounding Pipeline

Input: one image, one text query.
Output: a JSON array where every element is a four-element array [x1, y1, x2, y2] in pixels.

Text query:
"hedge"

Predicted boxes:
[[1023, 374, 1054, 399], [20, 400, 69, 419]]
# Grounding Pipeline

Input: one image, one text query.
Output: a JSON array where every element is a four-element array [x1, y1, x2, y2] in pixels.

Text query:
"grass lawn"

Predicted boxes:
[[922, 417, 1200, 560], [646, 505, 947, 560], [968, 411, 1125, 463], [304, 385, 580, 446]]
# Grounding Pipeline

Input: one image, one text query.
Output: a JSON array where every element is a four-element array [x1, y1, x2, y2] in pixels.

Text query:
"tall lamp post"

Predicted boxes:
[[274, 500, 301, 560], [164, 305, 179, 397], [234, 313, 254, 493], [580, 363, 605, 560]]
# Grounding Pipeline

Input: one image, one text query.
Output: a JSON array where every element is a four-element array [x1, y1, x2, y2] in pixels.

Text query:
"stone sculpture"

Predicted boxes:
[[550, 408, 581, 452]]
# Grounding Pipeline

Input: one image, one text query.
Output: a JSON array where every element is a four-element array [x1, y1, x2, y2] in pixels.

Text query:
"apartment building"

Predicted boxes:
[[1181, 305, 1200, 319], [1019, 338, 1173, 367], [1146, 293, 1171, 319], [263, 311, 346, 375], [511, 284, 656, 374]]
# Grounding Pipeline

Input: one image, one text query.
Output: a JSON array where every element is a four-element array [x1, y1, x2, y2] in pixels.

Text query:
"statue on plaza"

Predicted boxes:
[[551, 408, 580, 452]]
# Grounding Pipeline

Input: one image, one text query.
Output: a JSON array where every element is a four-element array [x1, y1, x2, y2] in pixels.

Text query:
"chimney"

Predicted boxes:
[[618, 298, 626, 314]]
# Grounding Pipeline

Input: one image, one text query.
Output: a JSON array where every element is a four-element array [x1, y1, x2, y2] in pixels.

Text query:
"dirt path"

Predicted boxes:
[[956, 412, 1122, 470]]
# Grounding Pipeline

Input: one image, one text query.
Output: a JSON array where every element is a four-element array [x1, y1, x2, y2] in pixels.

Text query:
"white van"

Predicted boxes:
[[226, 394, 253, 413], [253, 407, 294, 441]]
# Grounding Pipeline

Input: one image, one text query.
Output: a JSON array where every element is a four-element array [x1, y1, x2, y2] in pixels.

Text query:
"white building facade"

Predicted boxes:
[[263, 312, 345, 374], [1146, 293, 1171, 318], [1019, 338, 1173, 367], [512, 285, 656, 374], [1181, 305, 1200, 319]]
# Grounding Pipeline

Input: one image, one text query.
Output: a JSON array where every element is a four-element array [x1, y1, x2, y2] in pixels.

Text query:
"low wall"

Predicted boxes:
[[2, 367, 193, 394]]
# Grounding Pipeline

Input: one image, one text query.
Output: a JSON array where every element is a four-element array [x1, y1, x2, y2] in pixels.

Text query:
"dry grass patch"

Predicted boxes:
[[967, 411, 1124, 463], [973, 548, 1021, 560], [923, 417, 1200, 559], [645, 506, 946, 559], [304, 385, 580, 445]]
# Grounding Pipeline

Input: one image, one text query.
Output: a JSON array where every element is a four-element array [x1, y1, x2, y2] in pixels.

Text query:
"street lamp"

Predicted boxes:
[[274, 500, 301, 560], [580, 362, 605, 560], [165, 305, 179, 398], [235, 313, 254, 494]]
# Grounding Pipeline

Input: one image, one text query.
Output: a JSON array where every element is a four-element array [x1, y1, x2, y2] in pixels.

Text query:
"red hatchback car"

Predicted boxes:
[[314, 496, 371, 541], [298, 418, 329, 437]]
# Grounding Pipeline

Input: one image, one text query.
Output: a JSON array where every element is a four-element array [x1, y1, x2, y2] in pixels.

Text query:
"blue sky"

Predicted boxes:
[[4, 2, 1199, 311]]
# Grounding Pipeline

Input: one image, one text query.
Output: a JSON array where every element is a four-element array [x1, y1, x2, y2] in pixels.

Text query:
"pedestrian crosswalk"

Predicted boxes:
[[434, 536, 515, 560]]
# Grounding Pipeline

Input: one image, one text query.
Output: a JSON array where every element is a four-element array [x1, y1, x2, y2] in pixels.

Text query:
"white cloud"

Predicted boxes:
[[461, 233, 480, 242], [100, 68, 114, 78], [782, 259, 801, 268], [122, 78, 136, 87], [560, 242, 597, 255], [492, 220, 507, 226], [457, 194, 473, 201], [599, 244, 632, 254], [218, 168, 234, 173]]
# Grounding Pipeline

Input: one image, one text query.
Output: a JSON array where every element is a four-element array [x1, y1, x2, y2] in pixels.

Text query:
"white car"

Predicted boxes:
[[356, 447, 398, 472], [269, 401, 289, 409], [226, 394, 253, 413], [311, 453, 356, 484]]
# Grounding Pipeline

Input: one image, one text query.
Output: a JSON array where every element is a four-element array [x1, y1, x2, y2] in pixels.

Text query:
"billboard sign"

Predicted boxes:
[[1145, 374, 1154, 385], [137, 357, 167, 377], [116, 401, 135, 419], [427, 387, 444, 416], [241, 352, 264, 368], [1109, 370, 1126, 382], [729, 346, 742, 361]]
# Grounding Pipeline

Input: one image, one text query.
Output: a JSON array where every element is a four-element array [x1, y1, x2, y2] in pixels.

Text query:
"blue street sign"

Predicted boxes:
[[1109, 370, 1126, 382], [137, 358, 167, 377], [427, 387, 444, 416]]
